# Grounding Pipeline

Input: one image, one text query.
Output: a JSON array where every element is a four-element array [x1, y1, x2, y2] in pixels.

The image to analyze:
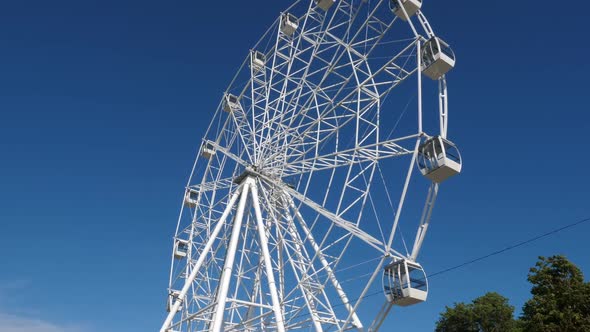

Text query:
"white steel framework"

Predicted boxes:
[[160, 1, 460, 331]]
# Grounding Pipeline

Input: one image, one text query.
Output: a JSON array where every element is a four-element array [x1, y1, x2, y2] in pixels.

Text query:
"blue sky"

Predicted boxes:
[[0, 0, 589, 331]]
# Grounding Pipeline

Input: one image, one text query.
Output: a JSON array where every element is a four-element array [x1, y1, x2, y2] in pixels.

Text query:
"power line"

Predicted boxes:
[[428, 216, 590, 279]]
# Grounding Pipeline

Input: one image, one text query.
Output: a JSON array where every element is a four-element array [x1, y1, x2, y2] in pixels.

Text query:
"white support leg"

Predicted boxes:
[[210, 180, 252, 332], [285, 195, 364, 330], [282, 213, 325, 332], [250, 180, 287, 332], [256, 195, 322, 332], [160, 189, 243, 332], [244, 256, 263, 329]]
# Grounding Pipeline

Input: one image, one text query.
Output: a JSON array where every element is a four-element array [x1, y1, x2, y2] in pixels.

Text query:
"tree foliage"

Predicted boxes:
[[435, 292, 516, 332], [519, 255, 590, 331], [436, 302, 478, 332], [436, 255, 590, 332]]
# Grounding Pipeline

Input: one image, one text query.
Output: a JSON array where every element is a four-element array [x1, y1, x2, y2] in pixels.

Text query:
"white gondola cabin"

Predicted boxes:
[[421, 37, 456, 80], [384, 260, 428, 306], [315, 0, 335, 11], [281, 13, 299, 36], [167, 289, 183, 312], [418, 136, 462, 183], [201, 142, 216, 159], [184, 189, 197, 208], [222, 93, 239, 113], [390, 0, 422, 20], [174, 239, 189, 259], [250, 51, 266, 71]]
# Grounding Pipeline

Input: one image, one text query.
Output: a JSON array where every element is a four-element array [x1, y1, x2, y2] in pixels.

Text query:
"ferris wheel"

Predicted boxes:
[[160, 0, 461, 331]]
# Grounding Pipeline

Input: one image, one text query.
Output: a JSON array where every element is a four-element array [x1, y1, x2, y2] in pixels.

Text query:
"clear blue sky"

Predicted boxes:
[[0, 0, 589, 331]]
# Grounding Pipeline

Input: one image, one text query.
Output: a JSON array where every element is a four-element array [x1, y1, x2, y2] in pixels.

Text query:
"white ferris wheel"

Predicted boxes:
[[161, 0, 462, 331]]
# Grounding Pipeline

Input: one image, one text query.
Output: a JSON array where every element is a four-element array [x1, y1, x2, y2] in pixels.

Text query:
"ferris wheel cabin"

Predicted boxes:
[[167, 289, 182, 312], [201, 142, 216, 159], [250, 51, 266, 71], [384, 260, 428, 306], [315, 0, 335, 11], [173, 239, 189, 259], [418, 136, 462, 183], [390, 0, 422, 20], [421, 37, 455, 80], [281, 13, 299, 36], [184, 189, 198, 208], [222, 93, 239, 113]]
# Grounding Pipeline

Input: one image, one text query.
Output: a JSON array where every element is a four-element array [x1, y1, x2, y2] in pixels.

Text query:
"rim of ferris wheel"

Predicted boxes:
[[421, 37, 456, 80], [390, 0, 422, 21], [383, 259, 428, 306], [173, 239, 189, 259], [221, 93, 239, 113], [200, 142, 216, 159], [418, 136, 462, 183], [314, 0, 335, 11], [280, 13, 299, 36], [250, 50, 266, 71], [167, 290, 183, 312]]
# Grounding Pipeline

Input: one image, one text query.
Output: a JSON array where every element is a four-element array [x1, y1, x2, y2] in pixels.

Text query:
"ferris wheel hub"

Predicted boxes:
[[233, 166, 258, 184]]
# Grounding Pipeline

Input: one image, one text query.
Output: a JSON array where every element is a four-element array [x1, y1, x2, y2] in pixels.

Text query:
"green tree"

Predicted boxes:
[[436, 302, 477, 332], [472, 292, 517, 332], [436, 292, 516, 332], [520, 255, 590, 332]]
